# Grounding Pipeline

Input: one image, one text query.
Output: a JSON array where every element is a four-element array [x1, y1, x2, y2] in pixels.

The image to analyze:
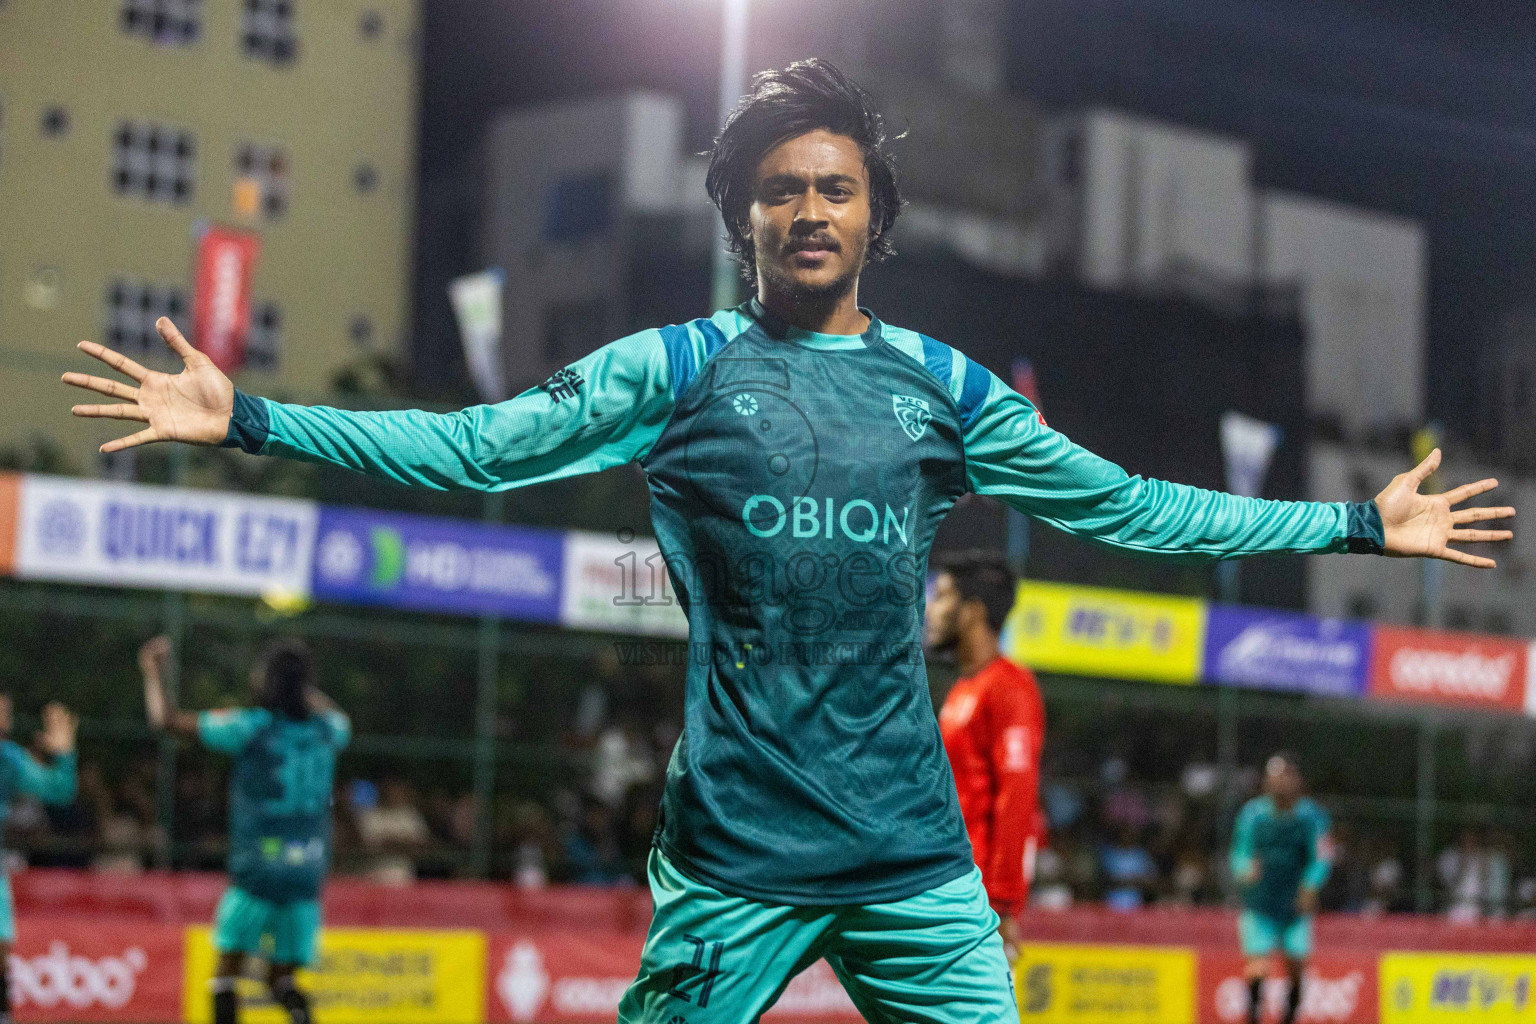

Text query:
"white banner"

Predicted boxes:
[[1220, 411, 1282, 498], [559, 531, 687, 638], [449, 268, 507, 404], [15, 475, 317, 598]]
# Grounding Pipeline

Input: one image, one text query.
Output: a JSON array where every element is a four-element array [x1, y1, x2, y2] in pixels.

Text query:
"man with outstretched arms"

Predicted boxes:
[[139, 636, 350, 1024], [72, 59, 1512, 1022], [0, 696, 77, 1024], [927, 551, 1044, 964], [1232, 753, 1333, 1024]]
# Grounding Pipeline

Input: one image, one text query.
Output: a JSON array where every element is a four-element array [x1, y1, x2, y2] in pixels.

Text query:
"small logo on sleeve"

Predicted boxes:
[[540, 367, 585, 403], [891, 395, 932, 442]]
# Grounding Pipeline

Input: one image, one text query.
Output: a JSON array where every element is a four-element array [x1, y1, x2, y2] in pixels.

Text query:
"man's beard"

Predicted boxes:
[[760, 239, 866, 307]]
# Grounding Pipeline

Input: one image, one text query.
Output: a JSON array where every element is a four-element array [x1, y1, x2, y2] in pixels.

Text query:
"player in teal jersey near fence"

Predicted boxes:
[[1231, 753, 1333, 1024], [139, 636, 350, 1024], [0, 696, 77, 1024], [71, 59, 1513, 1022]]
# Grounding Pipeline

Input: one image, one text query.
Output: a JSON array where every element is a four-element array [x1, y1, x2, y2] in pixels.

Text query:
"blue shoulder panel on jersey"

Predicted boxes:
[[658, 324, 696, 401], [660, 319, 732, 400], [696, 317, 730, 357], [918, 334, 953, 389], [956, 356, 993, 430]]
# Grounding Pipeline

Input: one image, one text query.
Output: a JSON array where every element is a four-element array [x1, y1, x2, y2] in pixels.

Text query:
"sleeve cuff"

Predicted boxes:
[[1344, 500, 1385, 555], [221, 390, 271, 454]]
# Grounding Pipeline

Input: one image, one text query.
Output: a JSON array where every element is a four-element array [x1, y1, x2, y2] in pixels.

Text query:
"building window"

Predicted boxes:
[[242, 0, 297, 64], [40, 106, 70, 138], [105, 278, 188, 357], [352, 162, 378, 194], [112, 120, 196, 204], [247, 301, 281, 370], [234, 141, 289, 220], [120, 0, 202, 45]]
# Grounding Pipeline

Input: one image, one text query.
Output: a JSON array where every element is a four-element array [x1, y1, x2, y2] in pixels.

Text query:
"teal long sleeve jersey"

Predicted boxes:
[[225, 301, 1383, 903], [0, 741, 77, 829], [1231, 795, 1333, 920]]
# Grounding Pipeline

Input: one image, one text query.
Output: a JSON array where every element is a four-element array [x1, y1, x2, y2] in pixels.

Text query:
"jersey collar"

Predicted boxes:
[[745, 299, 884, 351]]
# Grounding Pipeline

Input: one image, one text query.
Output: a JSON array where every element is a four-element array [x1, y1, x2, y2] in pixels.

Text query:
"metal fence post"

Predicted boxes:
[[471, 491, 505, 877], [1216, 683, 1240, 894], [1415, 715, 1438, 912]]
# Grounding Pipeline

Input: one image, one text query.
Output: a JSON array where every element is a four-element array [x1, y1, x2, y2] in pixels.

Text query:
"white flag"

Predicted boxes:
[[449, 268, 506, 403], [1221, 411, 1282, 498]]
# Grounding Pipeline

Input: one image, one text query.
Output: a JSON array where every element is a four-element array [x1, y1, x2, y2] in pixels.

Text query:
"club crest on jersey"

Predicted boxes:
[[891, 395, 931, 442]]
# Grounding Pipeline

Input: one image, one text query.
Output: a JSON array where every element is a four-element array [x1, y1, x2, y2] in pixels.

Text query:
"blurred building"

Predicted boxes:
[[1481, 309, 1536, 474], [1039, 110, 1427, 443], [0, 1, 420, 460], [1309, 444, 1536, 635]]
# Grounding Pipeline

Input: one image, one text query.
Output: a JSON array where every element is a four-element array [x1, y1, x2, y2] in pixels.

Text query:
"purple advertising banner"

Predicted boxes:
[[1202, 605, 1370, 698], [310, 506, 564, 622]]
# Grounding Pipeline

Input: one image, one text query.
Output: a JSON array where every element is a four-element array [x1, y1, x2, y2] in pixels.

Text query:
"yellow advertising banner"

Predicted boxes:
[[1002, 580, 1207, 684], [183, 927, 486, 1024], [1381, 952, 1536, 1023], [1014, 942, 1196, 1024]]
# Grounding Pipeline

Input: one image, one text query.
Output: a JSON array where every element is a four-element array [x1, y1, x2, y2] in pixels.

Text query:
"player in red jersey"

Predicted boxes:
[[926, 550, 1045, 961]]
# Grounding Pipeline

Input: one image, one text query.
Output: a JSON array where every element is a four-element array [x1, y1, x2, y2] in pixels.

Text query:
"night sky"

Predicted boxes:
[[414, 0, 1536, 450]]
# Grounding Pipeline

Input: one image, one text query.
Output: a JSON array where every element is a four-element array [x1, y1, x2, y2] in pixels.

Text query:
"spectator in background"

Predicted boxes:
[[1167, 845, 1213, 906], [589, 718, 656, 810], [177, 764, 226, 870], [1438, 829, 1487, 922], [1484, 831, 1513, 920], [562, 796, 631, 886], [1515, 877, 1536, 922], [1100, 824, 1157, 911], [1030, 845, 1073, 911], [356, 779, 430, 885], [503, 800, 555, 889], [1365, 845, 1407, 915]]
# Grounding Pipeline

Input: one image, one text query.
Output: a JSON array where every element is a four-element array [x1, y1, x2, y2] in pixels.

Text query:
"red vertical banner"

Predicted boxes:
[[191, 226, 261, 373], [0, 472, 19, 574]]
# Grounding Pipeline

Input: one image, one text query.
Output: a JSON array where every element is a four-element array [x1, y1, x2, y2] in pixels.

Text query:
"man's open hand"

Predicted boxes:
[[63, 317, 234, 453], [1377, 449, 1514, 569]]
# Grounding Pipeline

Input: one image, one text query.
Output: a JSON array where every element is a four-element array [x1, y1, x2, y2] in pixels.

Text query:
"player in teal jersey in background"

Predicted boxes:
[[71, 59, 1513, 1022], [0, 695, 77, 1024], [139, 636, 350, 1024], [1231, 753, 1333, 1024]]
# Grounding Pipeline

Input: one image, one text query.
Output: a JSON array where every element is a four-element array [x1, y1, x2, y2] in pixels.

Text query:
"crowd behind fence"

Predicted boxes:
[[6, 617, 1536, 925]]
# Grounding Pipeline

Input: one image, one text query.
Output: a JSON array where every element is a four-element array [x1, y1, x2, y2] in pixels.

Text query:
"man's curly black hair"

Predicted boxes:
[[705, 58, 904, 284]]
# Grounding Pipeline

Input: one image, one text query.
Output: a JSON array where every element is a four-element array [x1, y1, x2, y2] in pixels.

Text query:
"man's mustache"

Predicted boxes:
[[783, 233, 840, 254]]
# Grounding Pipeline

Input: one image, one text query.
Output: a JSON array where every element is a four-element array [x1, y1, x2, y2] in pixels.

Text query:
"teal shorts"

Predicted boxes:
[[0, 871, 13, 944], [212, 886, 322, 967], [617, 848, 1015, 1024], [1239, 909, 1312, 960]]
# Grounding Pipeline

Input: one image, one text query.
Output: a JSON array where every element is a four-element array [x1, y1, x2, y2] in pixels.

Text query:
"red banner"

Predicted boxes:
[[9, 921, 183, 1022], [1198, 952, 1376, 1024], [191, 226, 261, 373], [1368, 626, 1528, 711]]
